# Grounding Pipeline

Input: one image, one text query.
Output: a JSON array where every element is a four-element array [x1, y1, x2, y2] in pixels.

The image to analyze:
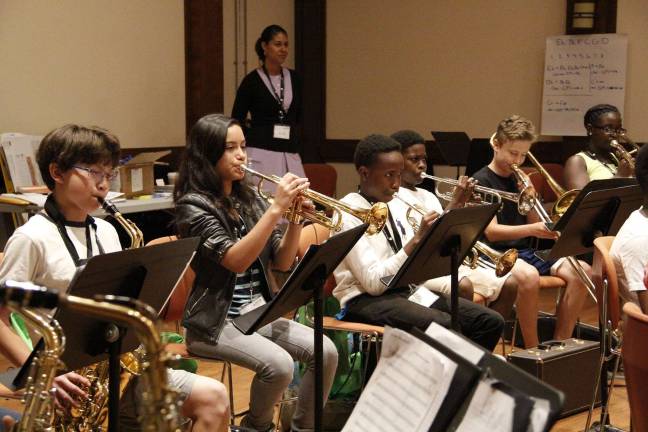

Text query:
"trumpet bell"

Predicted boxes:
[[494, 248, 518, 278]]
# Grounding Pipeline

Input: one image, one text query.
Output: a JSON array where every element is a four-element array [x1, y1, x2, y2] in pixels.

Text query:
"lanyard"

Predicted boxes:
[[42, 194, 105, 267], [262, 65, 287, 122], [358, 191, 402, 253]]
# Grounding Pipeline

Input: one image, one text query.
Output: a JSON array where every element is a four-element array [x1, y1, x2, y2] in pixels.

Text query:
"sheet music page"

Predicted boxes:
[[342, 327, 457, 432], [527, 397, 550, 432], [426, 322, 485, 364], [455, 378, 515, 432], [0, 134, 44, 188]]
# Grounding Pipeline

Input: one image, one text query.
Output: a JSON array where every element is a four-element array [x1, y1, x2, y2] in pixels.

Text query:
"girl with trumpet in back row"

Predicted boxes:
[[174, 114, 338, 432], [471, 115, 590, 349], [564, 104, 635, 190]]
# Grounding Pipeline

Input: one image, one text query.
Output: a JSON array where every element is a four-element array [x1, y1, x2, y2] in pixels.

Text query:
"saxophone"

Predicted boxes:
[[0, 282, 183, 431], [52, 196, 146, 431], [59, 295, 183, 431], [0, 281, 66, 432]]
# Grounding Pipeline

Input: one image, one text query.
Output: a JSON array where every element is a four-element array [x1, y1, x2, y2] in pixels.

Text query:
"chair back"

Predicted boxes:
[[592, 236, 621, 331], [522, 163, 565, 203], [145, 236, 195, 322], [303, 163, 337, 197], [297, 223, 337, 296], [622, 302, 648, 432]]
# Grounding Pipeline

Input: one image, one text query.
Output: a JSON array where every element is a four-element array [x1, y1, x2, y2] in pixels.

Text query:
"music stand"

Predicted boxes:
[[430, 132, 471, 179], [384, 204, 500, 330], [531, 180, 640, 432], [9, 237, 199, 432], [233, 223, 368, 432]]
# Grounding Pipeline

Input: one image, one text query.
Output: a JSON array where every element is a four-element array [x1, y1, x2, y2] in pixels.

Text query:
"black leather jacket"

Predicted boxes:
[[175, 191, 282, 343]]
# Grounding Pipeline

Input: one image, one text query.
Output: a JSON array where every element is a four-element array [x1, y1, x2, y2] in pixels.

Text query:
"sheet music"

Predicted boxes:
[[0, 133, 44, 188], [342, 327, 457, 432], [455, 378, 515, 432], [527, 397, 550, 432], [426, 322, 485, 364]]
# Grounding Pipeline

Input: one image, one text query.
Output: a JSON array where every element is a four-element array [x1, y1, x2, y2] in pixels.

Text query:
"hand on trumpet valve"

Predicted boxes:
[[449, 176, 477, 207], [528, 221, 559, 240], [617, 156, 634, 177], [273, 173, 310, 212]]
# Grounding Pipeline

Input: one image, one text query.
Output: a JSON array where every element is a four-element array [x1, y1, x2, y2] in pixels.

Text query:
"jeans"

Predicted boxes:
[[187, 318, 338, 432], [344, 289, 505, 351]]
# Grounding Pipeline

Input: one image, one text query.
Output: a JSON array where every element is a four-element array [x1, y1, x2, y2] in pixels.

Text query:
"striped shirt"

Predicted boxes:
[[226, 215, 268, 318]]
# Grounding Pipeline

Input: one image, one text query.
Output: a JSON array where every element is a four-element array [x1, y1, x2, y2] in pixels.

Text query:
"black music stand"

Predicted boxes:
[[233, 223, 368, 432], [383, 204, 500, 330], [430, 131, 471, 179], [9, 237, 199, 432], [531, 180, 640, 432]]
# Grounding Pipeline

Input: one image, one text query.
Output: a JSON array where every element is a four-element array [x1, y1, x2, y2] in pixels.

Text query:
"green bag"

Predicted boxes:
[[295, 298, 363, 399], [10, 312, 33, 350], [160, 331, 198, 373]]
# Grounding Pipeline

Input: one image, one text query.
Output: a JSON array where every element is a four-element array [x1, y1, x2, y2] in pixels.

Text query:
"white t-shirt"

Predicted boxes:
[[0, 212, 122, 292], [610, 208, 648, 304]]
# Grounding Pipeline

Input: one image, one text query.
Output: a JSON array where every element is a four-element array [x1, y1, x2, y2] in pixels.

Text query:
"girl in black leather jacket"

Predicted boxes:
[[174, 114, 338, 432]]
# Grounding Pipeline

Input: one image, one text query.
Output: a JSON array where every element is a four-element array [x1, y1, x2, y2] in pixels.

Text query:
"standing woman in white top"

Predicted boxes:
[[231, 24, 305, 184]]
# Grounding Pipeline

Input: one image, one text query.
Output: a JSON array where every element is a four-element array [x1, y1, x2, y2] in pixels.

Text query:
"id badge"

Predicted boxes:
[[408, 286, 439, 307], [239, 296, 267, 315], [273, 124, 291, 140]]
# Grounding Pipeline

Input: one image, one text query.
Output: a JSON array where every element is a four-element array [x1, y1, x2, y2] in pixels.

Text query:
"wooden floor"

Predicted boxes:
[[0, 288, 631, 431]]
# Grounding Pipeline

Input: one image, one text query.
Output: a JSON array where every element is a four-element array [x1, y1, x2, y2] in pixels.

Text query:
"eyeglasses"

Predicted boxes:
[[73, 166, 119, 183], [592, 125, 627, 135]]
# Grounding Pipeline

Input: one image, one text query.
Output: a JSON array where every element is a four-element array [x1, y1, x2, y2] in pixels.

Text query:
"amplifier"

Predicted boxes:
[[508, 338, 601, 417]]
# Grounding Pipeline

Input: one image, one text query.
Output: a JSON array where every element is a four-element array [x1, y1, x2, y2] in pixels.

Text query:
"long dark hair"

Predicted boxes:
[[174, 114, 254, 221], [254, 24, 288, 62]]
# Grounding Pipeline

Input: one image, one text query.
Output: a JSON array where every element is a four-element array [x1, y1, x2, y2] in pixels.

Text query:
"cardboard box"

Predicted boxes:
[[119, 150, 171, 198]]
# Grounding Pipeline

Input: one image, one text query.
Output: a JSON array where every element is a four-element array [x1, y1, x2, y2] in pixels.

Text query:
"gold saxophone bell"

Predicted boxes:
[[242, 165, 388, 235], [393, 193, 517, 277], [524, 152, 579, 221]]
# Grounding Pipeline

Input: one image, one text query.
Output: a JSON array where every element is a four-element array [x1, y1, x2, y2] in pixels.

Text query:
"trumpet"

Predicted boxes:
[[422, 173, 535, 216], [610, 137, 640, 171], [242, 165, 388, 235], [393, 193, 518, 277], [524, 152, 579, 221]]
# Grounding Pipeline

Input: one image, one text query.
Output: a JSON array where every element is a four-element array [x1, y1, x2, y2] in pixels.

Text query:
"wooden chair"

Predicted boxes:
[[146, 236, 240, 425], [585, 236, 623, 430], [302, 164, 337, 198], [298, 224, 384, 387], [622, 302, 648, 432], [148, 236, 296, 430]]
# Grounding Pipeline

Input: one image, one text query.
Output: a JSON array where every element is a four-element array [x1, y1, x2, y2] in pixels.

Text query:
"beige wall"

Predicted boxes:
[[0, 0, 185, 148], [327, 0, 648, 196], [223, 0, 295, 115], [618, 0, 648, 141]]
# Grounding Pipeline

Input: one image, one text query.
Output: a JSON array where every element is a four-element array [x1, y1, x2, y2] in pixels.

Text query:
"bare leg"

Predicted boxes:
[[182, 375, 230, 432], [554, 259, 590, 340], [473, 293, 487, 305], [490, 276, 518, 320], [510, 261, 541, 348]]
